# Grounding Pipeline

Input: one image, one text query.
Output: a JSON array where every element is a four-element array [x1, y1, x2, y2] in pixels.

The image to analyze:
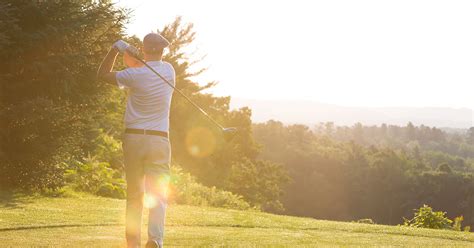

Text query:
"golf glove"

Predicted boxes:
[[113, 40, 139, 57], [113, 40, 129, 53]]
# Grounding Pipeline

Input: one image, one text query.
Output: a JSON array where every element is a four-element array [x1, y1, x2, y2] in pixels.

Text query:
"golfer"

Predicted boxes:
[[97, 33, 174, 248]]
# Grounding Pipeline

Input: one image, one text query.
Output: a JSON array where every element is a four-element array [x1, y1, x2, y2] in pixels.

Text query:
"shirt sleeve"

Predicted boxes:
[[167, 63, 176, 86], [116, 69, 134, 89]]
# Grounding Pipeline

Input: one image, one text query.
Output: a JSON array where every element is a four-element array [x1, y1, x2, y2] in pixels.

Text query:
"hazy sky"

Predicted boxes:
[[116, 0, 473, 110]]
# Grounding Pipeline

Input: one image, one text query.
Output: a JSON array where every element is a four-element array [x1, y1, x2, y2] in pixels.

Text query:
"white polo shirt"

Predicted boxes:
[[116, 61, 175, 132]]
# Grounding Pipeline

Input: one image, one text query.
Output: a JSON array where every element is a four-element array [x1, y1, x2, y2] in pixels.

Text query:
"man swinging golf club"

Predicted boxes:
[[97, 33, 173, 248]]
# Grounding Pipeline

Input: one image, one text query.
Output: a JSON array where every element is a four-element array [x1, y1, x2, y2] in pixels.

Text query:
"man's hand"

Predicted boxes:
[[97, 40, 140, 85], [113, 40, 139, 57], [113, 40, 130, 53]]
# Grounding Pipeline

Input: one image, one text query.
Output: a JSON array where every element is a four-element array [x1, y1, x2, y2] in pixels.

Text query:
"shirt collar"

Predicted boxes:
[[145, 60, 163, 64]]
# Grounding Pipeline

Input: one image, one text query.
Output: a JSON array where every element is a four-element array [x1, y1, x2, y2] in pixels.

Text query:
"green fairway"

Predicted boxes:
[[1, 193, 473, 247]]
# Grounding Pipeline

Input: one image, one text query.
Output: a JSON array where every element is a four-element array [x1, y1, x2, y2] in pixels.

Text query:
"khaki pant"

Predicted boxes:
[[123, 134, 171, 248]]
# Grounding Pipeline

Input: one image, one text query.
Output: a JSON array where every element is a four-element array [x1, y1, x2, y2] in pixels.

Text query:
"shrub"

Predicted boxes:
[[169, 166, 252, 210], [403, 204, 452, 230], [453, 216, 463, 231], [64, 156, 125, 199], [452, 216, 471, 232], [64, 158, 251, 210], [90, 129, 123, 170]]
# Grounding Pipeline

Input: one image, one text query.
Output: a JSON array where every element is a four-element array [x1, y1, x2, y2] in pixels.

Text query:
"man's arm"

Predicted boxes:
[[97, 47, 119, 85]]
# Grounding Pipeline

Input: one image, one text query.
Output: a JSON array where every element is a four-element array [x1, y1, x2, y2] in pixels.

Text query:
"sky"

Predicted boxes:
[[116, 0, 474, 111]]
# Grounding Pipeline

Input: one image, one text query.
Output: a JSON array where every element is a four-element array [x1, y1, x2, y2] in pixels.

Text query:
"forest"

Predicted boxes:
[[254, 121, 474, 227]]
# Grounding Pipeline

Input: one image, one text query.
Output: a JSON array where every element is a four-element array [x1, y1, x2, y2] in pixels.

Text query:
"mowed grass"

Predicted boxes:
[[1, 192, 473, 247]]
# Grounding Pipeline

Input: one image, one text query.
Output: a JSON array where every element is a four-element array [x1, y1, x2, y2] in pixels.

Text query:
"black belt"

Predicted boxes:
[[125, 128, 168, 138]]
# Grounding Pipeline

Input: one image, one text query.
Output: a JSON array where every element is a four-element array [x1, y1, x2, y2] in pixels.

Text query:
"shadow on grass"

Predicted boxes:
[[0, 190, 33, 209], [0, 223, 119, 232], [0, 188, 69, 209]]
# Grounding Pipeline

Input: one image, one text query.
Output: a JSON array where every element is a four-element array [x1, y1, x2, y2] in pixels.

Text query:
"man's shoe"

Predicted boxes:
[[145, 240, 160, 248]]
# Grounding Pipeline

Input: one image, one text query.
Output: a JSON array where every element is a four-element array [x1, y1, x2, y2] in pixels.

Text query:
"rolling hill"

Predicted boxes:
[[1, 192, 473, 247]]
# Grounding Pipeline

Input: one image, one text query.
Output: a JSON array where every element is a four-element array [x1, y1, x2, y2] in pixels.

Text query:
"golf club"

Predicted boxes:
[[130, 52, 238, 137]]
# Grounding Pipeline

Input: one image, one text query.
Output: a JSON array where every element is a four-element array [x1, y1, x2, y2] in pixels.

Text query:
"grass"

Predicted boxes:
[[1, 192, 473, 247]]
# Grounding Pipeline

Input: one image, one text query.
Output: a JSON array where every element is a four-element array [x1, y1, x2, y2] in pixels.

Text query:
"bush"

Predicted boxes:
[[64, 158, 251, 210], [169, 166, 252, 210], [64, 156, 125, 199], [90, 129, 124, 170], [403, 204, 452, 230], [452, 216, 471, 232], [453, 216, 463, 231]]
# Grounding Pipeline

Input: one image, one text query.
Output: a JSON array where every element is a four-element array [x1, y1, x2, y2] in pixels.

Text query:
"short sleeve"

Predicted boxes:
[[165, 62, 176, 86], [116, 69, 134, 89]]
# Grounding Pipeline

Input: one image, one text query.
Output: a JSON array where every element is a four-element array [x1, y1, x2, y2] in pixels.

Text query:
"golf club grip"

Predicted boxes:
[[134, 56, 225, 131]]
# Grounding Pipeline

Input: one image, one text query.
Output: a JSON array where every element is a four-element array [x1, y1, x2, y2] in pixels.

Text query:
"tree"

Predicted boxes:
[[406, 122, 416, 140], [437, 163, 452, 174], [226, 159, 289, 212], [467, 127, 474, 145], [352, 122, 365, 144], [0, 0, 128, 189]]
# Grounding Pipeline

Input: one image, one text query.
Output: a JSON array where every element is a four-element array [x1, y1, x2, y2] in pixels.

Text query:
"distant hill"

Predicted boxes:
[[231, 98, 473, 129]]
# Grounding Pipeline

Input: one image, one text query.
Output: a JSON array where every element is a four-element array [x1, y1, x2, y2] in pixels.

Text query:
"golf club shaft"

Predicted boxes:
[[134, 56, 226, 131]]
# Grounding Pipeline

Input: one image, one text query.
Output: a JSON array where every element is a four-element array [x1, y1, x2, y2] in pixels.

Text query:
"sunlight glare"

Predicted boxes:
[[185, 127, 217, 157]]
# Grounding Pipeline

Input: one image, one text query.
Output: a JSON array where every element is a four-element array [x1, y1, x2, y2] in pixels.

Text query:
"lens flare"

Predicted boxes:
[[185, 127, 216, 158], [156, 174, 170, 199], [144, 174, 171, 209], [144, 194, 157, 209]]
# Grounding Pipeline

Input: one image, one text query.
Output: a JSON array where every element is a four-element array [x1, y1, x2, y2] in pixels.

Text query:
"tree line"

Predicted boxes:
[[254, 121, 474, 228], [315, 122, 474, 163]]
